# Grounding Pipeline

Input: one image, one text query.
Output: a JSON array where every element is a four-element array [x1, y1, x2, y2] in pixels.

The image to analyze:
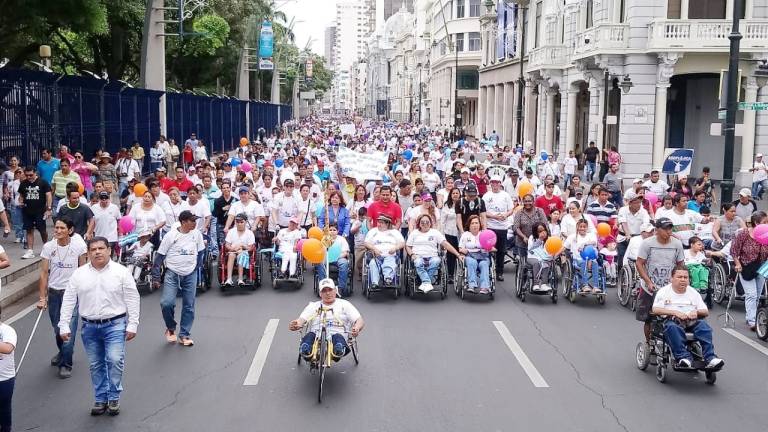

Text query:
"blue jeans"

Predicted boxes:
[[573, 256, 600, 290], [81, 316, 127, 403], [47, 289, 78, 368], [316, 258, 350, 295], [739, 274, 766, 326], [413, 256, 440, 284], [663, 319, 716, 362], [0, 377, 14, 432], [751, 180, 768, 198], [369, 255, 397, 286], [465, 255, 490, 289], [585, 161, 596, 181], [300, 332, 348, 358], [207, 220, 219, 257], [161, 269, 197, 338], [8, 206, 23, 241], [150, 161, 163, 173], [564, 173, 573, 188]]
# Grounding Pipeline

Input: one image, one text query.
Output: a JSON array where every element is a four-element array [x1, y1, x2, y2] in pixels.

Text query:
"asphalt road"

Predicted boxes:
[[8, 264, 768, 432]]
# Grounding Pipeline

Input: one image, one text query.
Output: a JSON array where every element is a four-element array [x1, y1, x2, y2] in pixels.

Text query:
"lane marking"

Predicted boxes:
[[492, 321, 549, 388], [243, 318, 280, 386], [722, 328, 768, 357], [6, 304, 36, 325]]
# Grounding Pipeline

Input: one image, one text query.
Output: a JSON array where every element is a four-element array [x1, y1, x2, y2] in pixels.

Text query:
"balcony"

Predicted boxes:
[[647, 19, 768, 52], [527, 45, 569, 71], [573, 24, 629, 59]]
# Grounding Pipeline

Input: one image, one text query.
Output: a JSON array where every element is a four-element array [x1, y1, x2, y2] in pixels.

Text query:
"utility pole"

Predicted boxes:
[[515, 2, 527, 147], [721, 0, 743, 204]]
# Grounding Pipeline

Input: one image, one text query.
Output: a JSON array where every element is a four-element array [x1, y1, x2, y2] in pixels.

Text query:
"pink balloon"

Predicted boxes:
[[754, 224, 768, 245], [645, 191, 658, 206], [296, 238, 306, 253], [241, 162, 252, 173], [118, 216, 135, 235], [478, 229, 497, 251]]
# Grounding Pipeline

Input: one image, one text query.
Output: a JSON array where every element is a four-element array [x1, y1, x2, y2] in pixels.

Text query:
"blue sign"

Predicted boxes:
[[259, 20, 274, 58], [662, 148, 694, 175]]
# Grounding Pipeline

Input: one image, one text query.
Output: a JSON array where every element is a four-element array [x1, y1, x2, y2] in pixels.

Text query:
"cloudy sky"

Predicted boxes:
[[279, 0, 338, 56]]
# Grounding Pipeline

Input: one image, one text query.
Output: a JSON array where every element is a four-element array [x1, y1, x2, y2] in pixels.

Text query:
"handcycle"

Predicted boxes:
[[297, 307, 359, 403], [403, 250, 449, 299], [361, 250, 403, 299]]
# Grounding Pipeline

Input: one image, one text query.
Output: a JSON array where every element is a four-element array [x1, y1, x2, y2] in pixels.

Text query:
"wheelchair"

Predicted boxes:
[[757, 303, 768, 341], [561, 252, 607, 305], [262, 247, 305, 290], [313, 259, 353, 297], [635, 316, 720, 384], [195, 235, 217, 294], [403, 251, 449, 299], [119, 249, 156, 294], [515, 255, 560, 303], [218, 247, 261, 292], [361, 250, 403, 299], [617, 258, 640, 311], [711, 257, 767, 307], [454, 254, 496, 300]]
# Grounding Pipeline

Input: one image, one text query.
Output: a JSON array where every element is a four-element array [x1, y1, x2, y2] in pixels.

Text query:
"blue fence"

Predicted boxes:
[[0, 69, 291, 165]]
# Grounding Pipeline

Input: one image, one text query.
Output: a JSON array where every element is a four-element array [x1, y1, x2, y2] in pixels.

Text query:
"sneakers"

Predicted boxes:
[[13, 238, 20, 243], [466, 287, 476, 294], [107, 400, 120, 416], [420, 282, 434, 293], [532, 284, 540, 292], [384, 277, 394, 285], [224, 278, 233, 286], [706, 357, 725, 369], [237, 279, 245, 286], [50, 353, 60, 366], [479, 288, 490, 295], [90, 402, 107, 416], [21, 249, 35, 259], [58, 366, 72, 379], [300, 342, 312, 360], [178, 337, 194, 347], [164, 329, 176, 343], [676, 358, 692, 368], [332, 342, 346, 359], [541, 284, 552, 292]]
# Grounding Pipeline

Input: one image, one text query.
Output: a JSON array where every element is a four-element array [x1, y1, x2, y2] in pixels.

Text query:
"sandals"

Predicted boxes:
[[164, 329, 176, 343], [178, 337, 194, 347]]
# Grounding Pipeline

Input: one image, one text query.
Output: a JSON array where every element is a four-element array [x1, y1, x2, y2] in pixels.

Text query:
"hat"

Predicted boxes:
[[234, 212, 248, 221], [289, 216, 299, 224], [633, 178, 643, 184], [421, 193, 433, 202], [525, 168, 533, 174], [284, 179, 295, 186], [465, 183, 478, 194], [100, 152, 111, 159], [640, 222, 655, 233], [156, 166, 167, 172], [490, 175, 503, 182], [188, 166, 196, 172], [178, 210, 200, 222], [461, 168, 470, 174], [739, 188, 752, 197], [654, 217, 674, 229], [318, 278, 337, 291], [238, 186, 250, 194], [625, 191, 640, 202], [377, 214, 393, 224], [758, 153, 764, 158], [98, 191, 110, 199], [138, 230, 152, 238]]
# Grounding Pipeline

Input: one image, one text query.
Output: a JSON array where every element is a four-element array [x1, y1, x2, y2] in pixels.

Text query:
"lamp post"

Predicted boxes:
[[720, 0, 744, 204], [501, 0, 528, 147]]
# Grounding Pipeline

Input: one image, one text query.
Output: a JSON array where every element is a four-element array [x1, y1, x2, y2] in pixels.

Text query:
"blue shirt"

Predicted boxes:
[[317, 205, 351, 237], [687, 201, 702, 213], [36, 158, 60, 185], [314, 169, 330, 182]]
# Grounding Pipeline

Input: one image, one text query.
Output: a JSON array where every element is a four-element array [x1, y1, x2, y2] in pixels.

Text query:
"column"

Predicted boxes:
[[545, 88, 557, 154], [486, 84, 496, 137], [652, 84, 669, 171], [588, 78, 601, 146], [523, 81, 534, 148], [494, 84, 504, 136], [740, 77, 759, 173], [566, 87, 579, 155], [478, 86, 486, 137], [502, 82, 514, 146]]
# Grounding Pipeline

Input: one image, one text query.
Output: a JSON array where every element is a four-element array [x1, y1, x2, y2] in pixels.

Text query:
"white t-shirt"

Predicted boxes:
[[275, 228, 304, 254], [56, 196, 88, 212], [225, 228, 256, 249], [90, 203, 121, 242], [458, 231, 484, 253], [624, 235, 645, 265], [364, 228, 405, 256], [667, 209, 703, 246], [161, 200, 190, 227], [129, 204, 166, 233], [643, 179, 670, 197], [157, 228, 206, 276], [652, 284, 707, 315], [41, 238, 88, 291], [0, 323, 17, 381], [272, 191, 301, 227], [563, 157, 578, 175], [753, 161, 768, 182], [228, 200, 266, 229], [187, 199, 212, 232], [299, 299, 362, 336], [406, 229, 445, 258], [563, 232, 598, 254], [483, 190, 514, 230], [422, 172, 441, 192], [129, 241, 154, 259], [684, 249, 706, 266]]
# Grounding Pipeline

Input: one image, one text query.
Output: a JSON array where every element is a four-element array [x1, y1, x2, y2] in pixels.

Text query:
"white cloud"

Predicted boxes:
[[279, 0, 338, 56]]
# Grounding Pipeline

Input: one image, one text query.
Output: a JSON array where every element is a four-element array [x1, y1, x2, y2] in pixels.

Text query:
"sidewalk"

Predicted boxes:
[[0, 220, 50, 312]]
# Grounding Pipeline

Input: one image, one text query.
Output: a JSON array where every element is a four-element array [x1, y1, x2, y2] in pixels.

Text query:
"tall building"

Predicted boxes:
[[323, 25, 336, 69], [331, 0, 372, 113]]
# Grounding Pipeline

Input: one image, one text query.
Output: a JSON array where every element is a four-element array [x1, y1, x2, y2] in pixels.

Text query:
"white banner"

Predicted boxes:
[[337, 147, 388, 181], [340, 123, 357, 136]]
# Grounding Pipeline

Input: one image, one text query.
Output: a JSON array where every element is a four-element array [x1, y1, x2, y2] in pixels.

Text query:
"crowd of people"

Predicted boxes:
[[0, 115, 766, 426]]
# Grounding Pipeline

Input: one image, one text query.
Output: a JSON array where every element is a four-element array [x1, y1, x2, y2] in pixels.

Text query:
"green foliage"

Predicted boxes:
[[185, 14, 230, 57]]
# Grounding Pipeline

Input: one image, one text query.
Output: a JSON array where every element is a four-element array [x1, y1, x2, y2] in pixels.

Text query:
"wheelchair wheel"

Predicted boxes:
[[561, 259, 573, 298], [350, 338, 359, 365], [705, 371, 717, 384], [711, 264, 728, 304], [317, 329, 328, 403], [656, 363, 667, 383], [618, 266, 632, 307], [515, 264, 524, 299], [635, 342, 650, 371], [756, 307, 768, 341]]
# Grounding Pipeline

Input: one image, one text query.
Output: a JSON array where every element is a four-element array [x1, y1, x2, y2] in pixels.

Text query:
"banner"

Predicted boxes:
[[337, 147, 389, 181], [340, 123, 356, 136], [306, 59, 313, 78], [662, 148, 694, 176], [259, 20, 274, 70]]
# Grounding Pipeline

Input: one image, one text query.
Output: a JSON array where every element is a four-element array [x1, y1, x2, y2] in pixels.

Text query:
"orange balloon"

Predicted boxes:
[[240, 137, 249, 146], [301, 238, 326, 264], [77, 183, 84, 195], [544, 237, 563, 255], [133, 183, 148, 198], [308, 226, 324, 241], [597, 222, 611, 238], [518, 182, 534, 199]]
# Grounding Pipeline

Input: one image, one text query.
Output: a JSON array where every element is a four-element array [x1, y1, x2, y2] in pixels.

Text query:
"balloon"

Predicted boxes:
[[230, 158, 241, 167], [301, 238, 325, 264], [308, 226, 324, 241], [754, 224, 768, 245], [241, 162, 252, 173], [478, 229, 497, 251], [275, 159, 284, 168], [580, 245, 598, 261], [597, 222, 612, 238], [518, 183, 534, 198], [545, 237, 563, 255], [77, 183, 84, 195], [133, 183, 148, 198], [118, 216, 135, 235], [541, 152, 548, 161], [645, 191, 658, 206], [240, 137, 248, 146], [257, 159, 265, 168], [403, 150, 413, 161], [327, 242, 342, 263], [296, 238, 307, 253]]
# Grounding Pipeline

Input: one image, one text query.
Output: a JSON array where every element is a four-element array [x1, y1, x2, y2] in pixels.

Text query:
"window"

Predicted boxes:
[[457, 0, 465, 18], [585, 0, 593, 28], [468, 32, 481, 51], [522, 8, 528, 56], [535, 0, 542, 48], [457, 69, 479, 90], [456, 33, 465, 52], [688, 0, 727, 19], [469, 0, 481, 17]]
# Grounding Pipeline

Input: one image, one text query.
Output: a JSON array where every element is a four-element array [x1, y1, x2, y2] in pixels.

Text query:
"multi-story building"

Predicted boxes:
[[324, 25, 337, 70], [479, 0, 768, 184], [331, 0, 372, 113]]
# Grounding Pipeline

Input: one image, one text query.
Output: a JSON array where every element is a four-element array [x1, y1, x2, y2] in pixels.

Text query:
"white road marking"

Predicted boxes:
[[722, 328, 768, 357], [492, 321, 549, 388], [243, 319, 280, 386], [6, 304, 36, 325]]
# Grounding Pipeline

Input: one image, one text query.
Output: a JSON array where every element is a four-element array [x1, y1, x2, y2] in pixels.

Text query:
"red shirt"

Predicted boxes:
[[159, 177, 176, 193], [367, 200, 403, 228], [171, 178, 194, 193], [183, 147, 194, 163], [471, 174, 489, 196], [534, 194, 564, 217]]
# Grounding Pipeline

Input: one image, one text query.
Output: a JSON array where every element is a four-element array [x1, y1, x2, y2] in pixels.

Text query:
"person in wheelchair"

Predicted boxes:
[[364, 214, 405, 289], [406, 214, 462, 293], [223, 213, 256, 286], [289, 278, 364, 361], [459, 215, 493, 294], [125, 230, 154, 282], [564, 218, 601, 293], [651, 266, 725, 370], [684, 237, 710, 295], [526, 222, 555, 292], [315, 223, 351, 296], [273, 217, 304, 278]]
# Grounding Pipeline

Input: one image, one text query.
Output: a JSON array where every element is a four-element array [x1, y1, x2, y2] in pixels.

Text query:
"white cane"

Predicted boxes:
[[15, 309, 44, 374]]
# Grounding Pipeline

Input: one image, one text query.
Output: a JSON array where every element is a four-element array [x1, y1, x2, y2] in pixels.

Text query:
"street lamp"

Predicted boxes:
[[721, 0, 744, 204]]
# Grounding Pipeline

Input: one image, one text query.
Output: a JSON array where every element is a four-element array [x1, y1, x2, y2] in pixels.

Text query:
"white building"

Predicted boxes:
[[331, 0, 373, 113], [479, 0, 768, 185]]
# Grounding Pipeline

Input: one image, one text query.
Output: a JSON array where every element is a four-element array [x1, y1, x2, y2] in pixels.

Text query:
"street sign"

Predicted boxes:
[[718, 109, 726, 120], [739, 102, 768, 111]]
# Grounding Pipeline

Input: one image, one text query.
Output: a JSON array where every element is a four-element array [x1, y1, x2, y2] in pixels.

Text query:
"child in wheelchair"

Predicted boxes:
[[273, 217, 304, 278], [315, 223, 352, 296], [564, 218, 601, 293], [599, 236, 618, 284], [527, 222, 554, 292], [125, 230, 154, 283], [685, 236, 710, 295]]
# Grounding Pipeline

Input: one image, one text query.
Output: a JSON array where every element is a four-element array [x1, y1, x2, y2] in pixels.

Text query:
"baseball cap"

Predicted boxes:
[[461, 168, 470, 174], [319, 278, 336, 291], [238, 186, 250, 194], [156, 166, 167, 172], [625, 191, 640, 202], [640, 222, 655, 233], [490, 175, 503, 182], [525, 168, 533, 174], [633, 178, 643, 184], [654, 217, 674, 229], [739, 188, 752, 197], [377, 214, 393, 224], [421, 193, 433, 201], [289, 216, 299, 224], [100, 152, 111, 159], [758, 153, 764, 158], [98, 191, 110, 199], [284, 179, 295, 186], [465, 183, 478, 194], [188, 166, 196, 172], [178, 210, 200, 222], [138, 230, 152, 238], [234, 213, 247, 221]]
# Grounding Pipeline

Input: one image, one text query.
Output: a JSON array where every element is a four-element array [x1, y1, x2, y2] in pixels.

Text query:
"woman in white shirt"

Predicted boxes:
[[421, 163, 442, 194], [563, 219, 600, 293], [560, 201, 595, 239], [406, 214, 461, 293], [436, 177, 455, 209], [129, 191, 166, 246], [161, 188, 190, 233], [458, 215, 492, 294], [440, 187, 461, 279]]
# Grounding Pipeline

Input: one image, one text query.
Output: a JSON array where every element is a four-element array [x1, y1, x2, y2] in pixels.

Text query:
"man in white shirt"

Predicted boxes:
[[271, 179, 301, 229], [642, 170, 669, 197], [91, 191, 121, 247], [651, 266, 724, 370], [562, 150, 578, 187], [483, 176, 514, 278], [186, 187, 212, 234], [617, 192, 651, 265], [364, 214, 405, 288], [152, 211, 205, 347], [224, 186, 266, 235], [750, 153, 768, 199], [59, 237, 140, 416]]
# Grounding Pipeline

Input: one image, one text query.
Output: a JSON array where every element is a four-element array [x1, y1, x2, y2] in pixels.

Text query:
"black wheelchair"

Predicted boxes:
[[515, 255, 560, 304], [263, 247, 305, 290], [617, 258, 640, 311], [361, 250, 403, 299], [561, 252, 607, 305], [454, 254, 497, 300], [403, 251, 449, 299], [195, 235, 217, 294]]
